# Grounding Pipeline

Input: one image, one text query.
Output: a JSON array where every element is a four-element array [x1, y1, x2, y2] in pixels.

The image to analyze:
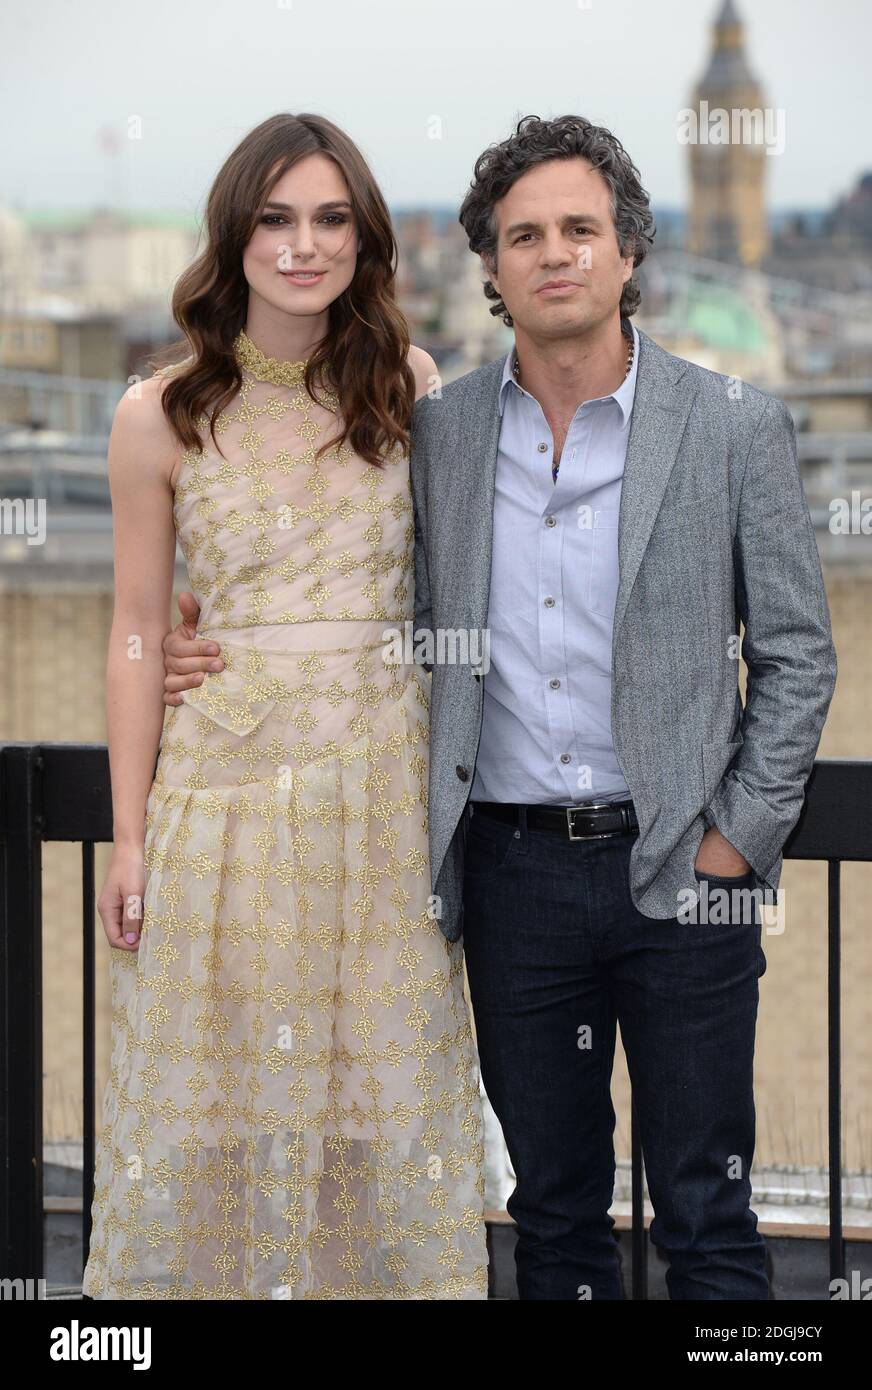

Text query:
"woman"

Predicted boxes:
[[82, 112, 488, 1300]]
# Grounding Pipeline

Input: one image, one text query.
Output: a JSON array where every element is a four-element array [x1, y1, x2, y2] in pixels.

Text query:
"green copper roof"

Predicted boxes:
[[667, 282, 768, 351], [20, 209, 200, 231]]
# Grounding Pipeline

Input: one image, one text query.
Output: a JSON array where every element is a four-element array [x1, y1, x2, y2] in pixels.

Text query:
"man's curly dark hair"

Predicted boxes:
[[458, 114, 656, 327]]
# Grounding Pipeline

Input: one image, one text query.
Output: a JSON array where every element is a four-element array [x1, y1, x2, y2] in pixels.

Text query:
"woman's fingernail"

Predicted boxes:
[[124, 933, 138, 943], [210, 661, 223, 670]]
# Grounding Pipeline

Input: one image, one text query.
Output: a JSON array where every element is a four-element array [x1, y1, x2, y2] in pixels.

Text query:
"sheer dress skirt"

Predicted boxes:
[[82, 621, 488, 1300]]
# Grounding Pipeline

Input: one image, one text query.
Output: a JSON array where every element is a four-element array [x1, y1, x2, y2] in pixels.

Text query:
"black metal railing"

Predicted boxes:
[[0, 744, 111, 1287], [1, 744, 870, 1298]]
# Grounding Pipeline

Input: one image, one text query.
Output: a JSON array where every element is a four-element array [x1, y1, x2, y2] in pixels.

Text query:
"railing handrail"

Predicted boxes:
[[3, 742, 869, 843]]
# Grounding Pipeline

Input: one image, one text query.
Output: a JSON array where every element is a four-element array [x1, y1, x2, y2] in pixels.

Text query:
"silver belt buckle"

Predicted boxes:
[[566, 800, 620, 841]]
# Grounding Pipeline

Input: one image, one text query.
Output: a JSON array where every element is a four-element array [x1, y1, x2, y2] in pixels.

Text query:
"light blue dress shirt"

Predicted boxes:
[[470, 318, 640, 807]]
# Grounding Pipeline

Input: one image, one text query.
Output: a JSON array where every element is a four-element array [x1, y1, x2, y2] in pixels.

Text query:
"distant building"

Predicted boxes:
[[644, 271, 785, 379], [0, 309, 124, 385], [767, 180, 872, 301], [686, 0, 770, 267], [827, 170, 872, 247], [0, 205, 200, 314]]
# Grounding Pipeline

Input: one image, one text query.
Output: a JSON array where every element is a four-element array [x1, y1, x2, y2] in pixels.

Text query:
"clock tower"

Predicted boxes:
[[687, 0, 770, 266]]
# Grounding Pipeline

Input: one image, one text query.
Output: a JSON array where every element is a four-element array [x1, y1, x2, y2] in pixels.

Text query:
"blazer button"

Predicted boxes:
[[456, 765, 468, 781]]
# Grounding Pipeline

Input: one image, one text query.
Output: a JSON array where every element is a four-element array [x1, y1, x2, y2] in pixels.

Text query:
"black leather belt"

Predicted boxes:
[[471, 798, 638, 841]]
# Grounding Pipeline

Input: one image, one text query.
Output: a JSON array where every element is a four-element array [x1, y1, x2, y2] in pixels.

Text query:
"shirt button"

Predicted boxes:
[[544, 595, 556, 608], [549, 678, 561, 689], [560, 753, 572, 764], [537, 442, 548, 453], [545, 515, 557, 527]]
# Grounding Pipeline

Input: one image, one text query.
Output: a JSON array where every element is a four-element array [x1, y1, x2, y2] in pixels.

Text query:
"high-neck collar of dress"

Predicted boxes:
[[233, 329, 310, 387]]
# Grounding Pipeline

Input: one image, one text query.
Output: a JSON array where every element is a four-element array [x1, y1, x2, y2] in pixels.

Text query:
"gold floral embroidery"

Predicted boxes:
[[233, 329, 309, 389], [83, 338, 487, 1300]]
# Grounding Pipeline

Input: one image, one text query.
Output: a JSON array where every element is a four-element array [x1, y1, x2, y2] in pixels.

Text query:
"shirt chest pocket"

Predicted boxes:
[[588, 508, 621, 618]]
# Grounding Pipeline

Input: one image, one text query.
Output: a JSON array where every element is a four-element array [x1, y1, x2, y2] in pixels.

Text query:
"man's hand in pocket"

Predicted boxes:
[[694, 825, 751, 876]]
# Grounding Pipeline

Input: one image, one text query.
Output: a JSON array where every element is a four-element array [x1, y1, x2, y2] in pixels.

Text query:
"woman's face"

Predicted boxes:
[[243, 152, 359, 320]]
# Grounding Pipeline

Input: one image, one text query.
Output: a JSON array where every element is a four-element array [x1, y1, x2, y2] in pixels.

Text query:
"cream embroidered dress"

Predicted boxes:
[[82, 331, 488, 1300]]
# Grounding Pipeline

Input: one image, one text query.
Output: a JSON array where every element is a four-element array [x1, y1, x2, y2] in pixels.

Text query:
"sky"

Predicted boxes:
[[1, 0, 869, 221]]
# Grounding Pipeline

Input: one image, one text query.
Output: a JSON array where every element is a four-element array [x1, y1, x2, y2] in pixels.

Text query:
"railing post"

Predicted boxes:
[[82, 841, 96, 1270], [827, 858, 844, 1288], [0, 745, 45, 1282]]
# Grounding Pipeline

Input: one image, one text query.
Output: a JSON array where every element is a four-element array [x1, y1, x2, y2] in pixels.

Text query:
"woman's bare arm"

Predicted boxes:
[[97, 377, 179, 950]]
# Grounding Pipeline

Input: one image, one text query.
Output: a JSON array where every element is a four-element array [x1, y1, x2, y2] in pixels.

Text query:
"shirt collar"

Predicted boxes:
[[498, 317, 640, 427]]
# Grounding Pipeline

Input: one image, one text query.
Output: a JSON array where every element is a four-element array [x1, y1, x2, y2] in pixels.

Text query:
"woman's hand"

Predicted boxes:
[[97, 844, 146, 951]]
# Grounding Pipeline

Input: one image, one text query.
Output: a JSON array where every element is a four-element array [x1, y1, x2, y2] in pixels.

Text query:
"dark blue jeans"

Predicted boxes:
[[461, 803, 769, 1301]]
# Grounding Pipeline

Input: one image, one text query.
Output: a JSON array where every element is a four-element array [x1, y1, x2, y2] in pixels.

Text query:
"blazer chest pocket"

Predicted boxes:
[[652, 489, 724, 541]]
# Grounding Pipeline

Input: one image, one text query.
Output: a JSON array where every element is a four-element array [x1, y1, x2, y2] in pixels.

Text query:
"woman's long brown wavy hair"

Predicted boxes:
[[150, 113, 415, 467]]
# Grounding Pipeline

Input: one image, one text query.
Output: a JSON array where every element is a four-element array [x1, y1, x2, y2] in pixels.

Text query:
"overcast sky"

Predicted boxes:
[[2, 0, 869, 220]]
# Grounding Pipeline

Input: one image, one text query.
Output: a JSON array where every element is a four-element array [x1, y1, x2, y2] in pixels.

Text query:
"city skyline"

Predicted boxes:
[[1, 0, 869, 218]]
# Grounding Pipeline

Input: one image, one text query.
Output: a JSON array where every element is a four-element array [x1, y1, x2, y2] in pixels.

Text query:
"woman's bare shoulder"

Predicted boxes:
[[109, 373, 182, 486], [407, 344, 439, 402]]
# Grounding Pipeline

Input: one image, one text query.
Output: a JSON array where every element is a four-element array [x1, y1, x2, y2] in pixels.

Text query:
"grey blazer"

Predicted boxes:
[[410, 325, 838, 944]]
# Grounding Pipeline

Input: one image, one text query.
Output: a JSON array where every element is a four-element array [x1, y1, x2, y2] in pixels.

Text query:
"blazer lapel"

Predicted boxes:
[[456, 358, 504, 635], [613, 328, 696, 638]]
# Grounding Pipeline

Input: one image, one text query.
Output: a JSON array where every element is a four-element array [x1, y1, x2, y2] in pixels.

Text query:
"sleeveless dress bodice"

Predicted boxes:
[[172, 330, 413, 634]]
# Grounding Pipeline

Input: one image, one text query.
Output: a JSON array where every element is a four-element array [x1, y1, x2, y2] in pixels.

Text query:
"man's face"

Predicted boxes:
[[482, 156, 634, 341]]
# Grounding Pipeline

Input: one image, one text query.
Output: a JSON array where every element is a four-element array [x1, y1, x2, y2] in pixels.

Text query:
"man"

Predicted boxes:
[[162, 115, 837, 1300]]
